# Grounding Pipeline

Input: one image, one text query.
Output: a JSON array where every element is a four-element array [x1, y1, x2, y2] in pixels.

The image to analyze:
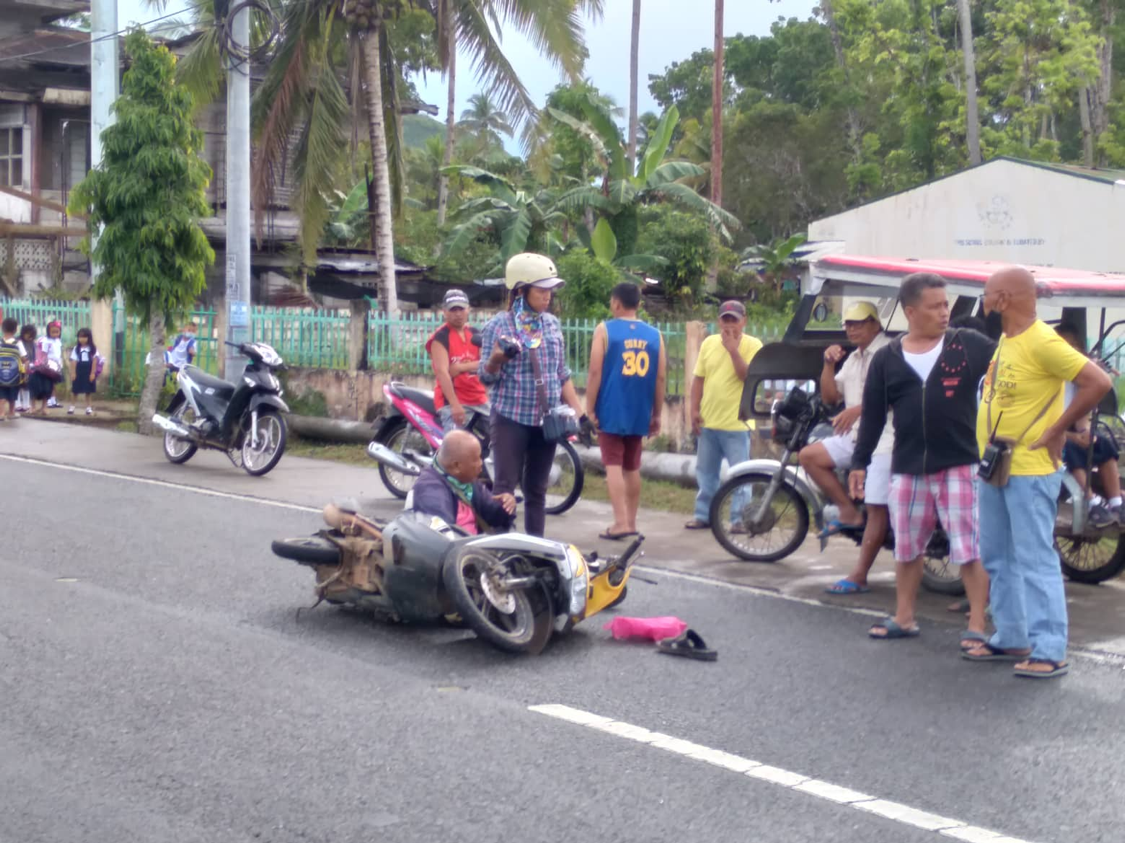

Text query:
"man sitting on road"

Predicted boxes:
[[412, 430, 516, 535], [797, 302, 893, 595], [426, 289, 490, 432]]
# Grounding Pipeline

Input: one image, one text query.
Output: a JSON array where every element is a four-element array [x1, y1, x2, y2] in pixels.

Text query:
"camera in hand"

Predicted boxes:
[[499, 336, 522, 358]]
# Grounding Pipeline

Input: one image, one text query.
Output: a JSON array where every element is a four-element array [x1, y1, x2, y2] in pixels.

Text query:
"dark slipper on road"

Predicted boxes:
[[869, 618, 920, 640], [1014, 659, 1069, 679], [657, 629, 717, 661], [961, 642, 1027, 662], [959, 630, 989, 652], [599, 530, 638, 541], [683, 520, 710, 530]]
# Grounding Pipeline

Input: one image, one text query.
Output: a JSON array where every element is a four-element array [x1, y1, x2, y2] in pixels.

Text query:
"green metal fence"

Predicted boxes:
[[3, 297, 793, 400], [367, 311, 445, 374], [109, 304, 221, 397], [0, 298, 91, 347], [254, 306, 351, 369]]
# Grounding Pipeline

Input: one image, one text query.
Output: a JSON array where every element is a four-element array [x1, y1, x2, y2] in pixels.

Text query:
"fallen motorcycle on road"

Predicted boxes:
[[271, 505, 641, 654]]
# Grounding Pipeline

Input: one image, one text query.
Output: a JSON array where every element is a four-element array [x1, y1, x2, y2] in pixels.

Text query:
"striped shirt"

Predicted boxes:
[[478, 310, 572, 427]]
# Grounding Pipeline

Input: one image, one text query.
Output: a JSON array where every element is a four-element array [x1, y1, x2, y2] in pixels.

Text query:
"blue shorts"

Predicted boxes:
[[1063, 436, 1119, 470]]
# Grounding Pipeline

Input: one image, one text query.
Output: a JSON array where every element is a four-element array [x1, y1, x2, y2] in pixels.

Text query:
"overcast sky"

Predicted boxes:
[[118, 0, 819, 125]]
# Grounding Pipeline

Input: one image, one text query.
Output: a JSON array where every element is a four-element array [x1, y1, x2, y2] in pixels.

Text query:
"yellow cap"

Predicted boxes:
[[843, 301, 880, 323]]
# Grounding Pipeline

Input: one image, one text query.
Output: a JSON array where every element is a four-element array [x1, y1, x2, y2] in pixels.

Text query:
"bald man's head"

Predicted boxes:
[[437, 429, 484, 484], [983, 265, 1039, 324]]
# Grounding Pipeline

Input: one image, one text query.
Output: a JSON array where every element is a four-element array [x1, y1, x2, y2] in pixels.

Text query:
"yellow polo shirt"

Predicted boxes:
[[976, 320, 1089, 476], [694, 334, 762, 431]]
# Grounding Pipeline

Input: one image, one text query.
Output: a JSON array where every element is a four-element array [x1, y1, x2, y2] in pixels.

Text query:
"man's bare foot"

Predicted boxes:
[[963, 643, 1030, 660], [1014, 658, 1069, 678]]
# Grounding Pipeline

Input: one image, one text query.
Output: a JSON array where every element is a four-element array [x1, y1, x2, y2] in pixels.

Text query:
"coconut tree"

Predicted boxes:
[[458, 91, 515, 157], [711, 0, 723, 209], [958, 0, 981, 165], [627, 0, 641, 170]]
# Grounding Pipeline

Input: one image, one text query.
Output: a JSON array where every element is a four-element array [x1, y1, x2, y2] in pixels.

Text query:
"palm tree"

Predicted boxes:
[[958, 0, 981, 165], [459, 91, 515, 156], [627, 0, 641, 171]]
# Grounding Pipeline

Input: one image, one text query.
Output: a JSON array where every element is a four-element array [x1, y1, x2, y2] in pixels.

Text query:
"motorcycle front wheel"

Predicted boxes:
[[242, 409, 287, 476], [377, 419, 432, 499], [442, 549, 553, 654], [709, 471, 809, 562], [543, 440, 585, 515]]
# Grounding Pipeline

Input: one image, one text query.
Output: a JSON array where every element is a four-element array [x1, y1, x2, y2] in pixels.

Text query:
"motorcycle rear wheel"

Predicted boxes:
[[709, 472, 809, 562], [163, 399, 198, 465], [442, 549, 552, 654], [543, 440, 584, 515]]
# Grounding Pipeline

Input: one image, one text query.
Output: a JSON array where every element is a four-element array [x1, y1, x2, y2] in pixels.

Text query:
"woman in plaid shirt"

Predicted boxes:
[[479, 253, 587, 536]]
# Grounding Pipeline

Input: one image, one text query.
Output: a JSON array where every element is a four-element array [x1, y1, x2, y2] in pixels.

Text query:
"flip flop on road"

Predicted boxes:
[[683, 520, 710, 530], [818, 519, 864, 539], [825, 579, 870, 595], [1014, 659, 1069, 679], [962, 642, 1029, 662], [657, 629, 717, 661], [599, 530, 639, 541], [869, 618, 921, 640], [960, 630, 989, 652]]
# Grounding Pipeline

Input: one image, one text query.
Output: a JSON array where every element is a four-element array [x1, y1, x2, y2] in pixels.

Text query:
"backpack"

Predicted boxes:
[[30, 343, 63, 382], [0, 339, 24, 387]]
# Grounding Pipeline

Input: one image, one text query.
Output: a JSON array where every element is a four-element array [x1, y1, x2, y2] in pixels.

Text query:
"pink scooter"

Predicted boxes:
[[366, 381, 585, 516]]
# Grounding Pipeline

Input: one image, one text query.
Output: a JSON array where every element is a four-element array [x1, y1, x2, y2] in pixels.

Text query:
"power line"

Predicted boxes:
[[0, 2, 212, 66]]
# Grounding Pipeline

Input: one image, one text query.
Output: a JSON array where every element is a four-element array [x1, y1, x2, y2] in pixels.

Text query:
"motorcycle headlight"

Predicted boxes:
[[563, 545, 588, 618]]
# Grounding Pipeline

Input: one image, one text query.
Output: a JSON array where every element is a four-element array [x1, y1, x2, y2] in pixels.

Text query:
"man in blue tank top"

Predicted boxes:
[[586, 282, 666, 540]]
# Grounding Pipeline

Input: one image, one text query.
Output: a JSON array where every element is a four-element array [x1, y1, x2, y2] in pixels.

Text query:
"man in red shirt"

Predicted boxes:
[[426, 289, 491, 431]]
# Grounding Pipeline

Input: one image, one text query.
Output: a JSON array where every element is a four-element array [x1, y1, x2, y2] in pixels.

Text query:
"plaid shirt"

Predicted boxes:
[[478, 310, 571, 427]]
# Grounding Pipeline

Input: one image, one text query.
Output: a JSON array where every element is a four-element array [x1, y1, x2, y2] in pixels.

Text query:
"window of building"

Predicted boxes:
[[0, 127, 23, 187]]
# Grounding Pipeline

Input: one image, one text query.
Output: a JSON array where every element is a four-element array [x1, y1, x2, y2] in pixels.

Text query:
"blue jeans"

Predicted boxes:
[[979, 471, 1067, 662], [694, 428, 751, 523]]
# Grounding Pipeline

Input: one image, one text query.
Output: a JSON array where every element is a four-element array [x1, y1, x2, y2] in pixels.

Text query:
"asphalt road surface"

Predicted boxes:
[[3, 456, 1124, 843]]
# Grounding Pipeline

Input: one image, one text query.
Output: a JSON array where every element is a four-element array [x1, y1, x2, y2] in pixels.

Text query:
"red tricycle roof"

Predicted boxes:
[[814, 255, 1125, 297]]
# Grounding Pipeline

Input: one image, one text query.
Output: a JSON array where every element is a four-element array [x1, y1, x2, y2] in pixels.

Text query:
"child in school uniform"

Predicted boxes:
[[29, 320, 64, 415], [15, 324, 36, 413], [0, 317, 28, 421], [68, 327, 101, 416]]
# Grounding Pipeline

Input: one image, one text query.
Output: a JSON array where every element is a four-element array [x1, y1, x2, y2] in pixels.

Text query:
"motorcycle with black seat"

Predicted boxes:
[[272, 505, 641, 654]]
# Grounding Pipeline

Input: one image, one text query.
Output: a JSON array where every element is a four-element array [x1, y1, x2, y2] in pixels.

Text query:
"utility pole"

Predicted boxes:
[[224, 3, 252, 378], [91, 0, 121, 362]]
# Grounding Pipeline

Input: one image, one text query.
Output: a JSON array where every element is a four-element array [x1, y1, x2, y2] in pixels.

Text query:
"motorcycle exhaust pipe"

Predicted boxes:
[[152, 413, 192, 439], [366, 442, 422, 476]]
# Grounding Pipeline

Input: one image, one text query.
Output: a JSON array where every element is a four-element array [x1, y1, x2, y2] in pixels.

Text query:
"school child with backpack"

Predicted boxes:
[[15, 324, 36, 412], [28, 320, 64, 415], [68, 327, 103, 416], [0, 317, 28, 421]]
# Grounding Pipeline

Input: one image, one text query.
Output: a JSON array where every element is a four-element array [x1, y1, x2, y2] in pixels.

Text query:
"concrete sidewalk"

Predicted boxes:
[[3, 418, 1125, 656]]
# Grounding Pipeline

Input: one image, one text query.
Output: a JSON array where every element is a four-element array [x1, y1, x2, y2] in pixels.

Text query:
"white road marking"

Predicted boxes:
[[4, 452, 1123, 665], [0, 454, 320, 514], [529, 704, 1035, 843]]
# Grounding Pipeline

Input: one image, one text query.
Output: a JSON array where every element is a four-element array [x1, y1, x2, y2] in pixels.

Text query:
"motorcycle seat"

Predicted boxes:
[[183, 366, 235, 399], [390, 383, 437, 417]]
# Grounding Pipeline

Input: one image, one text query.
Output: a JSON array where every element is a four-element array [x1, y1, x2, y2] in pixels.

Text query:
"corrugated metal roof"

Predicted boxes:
[[0, 27, 91, 68]]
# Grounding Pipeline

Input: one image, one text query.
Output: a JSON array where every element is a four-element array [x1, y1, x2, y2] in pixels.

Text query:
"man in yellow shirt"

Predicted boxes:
[[965, 267, 1111, 679], [685, 300, 763, 529]]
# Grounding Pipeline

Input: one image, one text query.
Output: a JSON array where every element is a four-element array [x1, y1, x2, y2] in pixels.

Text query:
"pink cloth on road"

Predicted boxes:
[[603, 616, 688, 641]]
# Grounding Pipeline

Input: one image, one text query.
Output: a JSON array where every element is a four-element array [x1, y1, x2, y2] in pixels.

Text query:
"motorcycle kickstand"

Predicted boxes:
[[295, 596, 324, 623]]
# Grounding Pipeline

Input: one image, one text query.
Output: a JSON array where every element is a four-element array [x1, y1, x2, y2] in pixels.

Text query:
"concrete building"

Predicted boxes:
[[808, 157, 1125, 273]]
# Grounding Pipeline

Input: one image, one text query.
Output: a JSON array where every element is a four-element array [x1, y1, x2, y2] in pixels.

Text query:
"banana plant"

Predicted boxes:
[[587, 217, 667, 274], [548, 96, 741, 254]]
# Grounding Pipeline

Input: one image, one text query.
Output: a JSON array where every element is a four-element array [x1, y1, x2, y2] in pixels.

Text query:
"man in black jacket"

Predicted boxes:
[[849, 273, 996, 646], [411, 430, 516, 534]]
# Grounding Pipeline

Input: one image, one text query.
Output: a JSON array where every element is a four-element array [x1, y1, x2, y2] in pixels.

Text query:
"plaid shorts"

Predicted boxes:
[[888, 465, 980, 564]]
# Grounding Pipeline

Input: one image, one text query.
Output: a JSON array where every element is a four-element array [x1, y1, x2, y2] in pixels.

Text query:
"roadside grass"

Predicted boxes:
[[286, 436, 696, 514]]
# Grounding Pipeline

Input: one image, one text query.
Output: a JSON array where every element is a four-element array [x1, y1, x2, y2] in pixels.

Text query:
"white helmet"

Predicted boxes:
[[505, 252, 566, 292]]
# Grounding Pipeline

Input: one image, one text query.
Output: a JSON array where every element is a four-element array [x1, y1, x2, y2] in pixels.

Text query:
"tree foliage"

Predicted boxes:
[[70, 29, 215, 323]]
